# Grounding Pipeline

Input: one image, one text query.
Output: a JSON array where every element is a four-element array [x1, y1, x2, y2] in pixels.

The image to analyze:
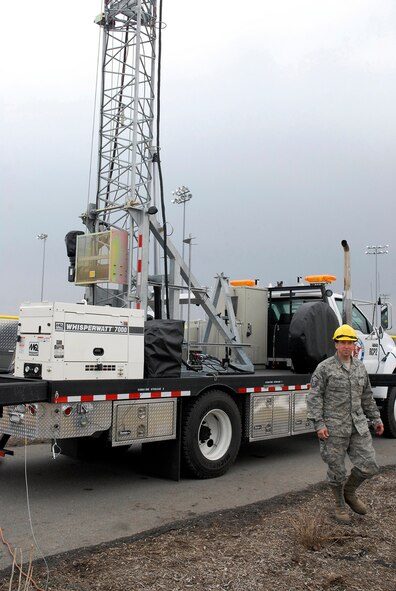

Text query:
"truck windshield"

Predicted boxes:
[[270, 297, 322, 323], [334, 299, 373, 334]]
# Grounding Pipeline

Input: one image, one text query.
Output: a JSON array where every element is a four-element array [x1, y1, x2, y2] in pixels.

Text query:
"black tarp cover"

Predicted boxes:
[[144, 319, 185, 378], [289, 301, 339, 373]]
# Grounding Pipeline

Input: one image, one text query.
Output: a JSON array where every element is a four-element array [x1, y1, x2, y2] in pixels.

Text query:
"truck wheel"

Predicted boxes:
[[181, 390, 241, 479], [381, 387, 396, 438]]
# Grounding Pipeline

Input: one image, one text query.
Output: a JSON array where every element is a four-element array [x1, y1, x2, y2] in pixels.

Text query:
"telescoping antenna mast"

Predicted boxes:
[[74, 0, 253, 370], [80, 0, 157, 310]]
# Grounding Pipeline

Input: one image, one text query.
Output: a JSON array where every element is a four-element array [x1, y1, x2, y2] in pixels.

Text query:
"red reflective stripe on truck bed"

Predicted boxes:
[[237, 384, 310, 394], [54, 390, 192, 403], [53, 386, 312, 404]]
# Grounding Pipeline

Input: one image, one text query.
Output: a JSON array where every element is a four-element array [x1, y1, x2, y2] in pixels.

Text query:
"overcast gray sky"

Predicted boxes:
[[1, 0, 395, 322]]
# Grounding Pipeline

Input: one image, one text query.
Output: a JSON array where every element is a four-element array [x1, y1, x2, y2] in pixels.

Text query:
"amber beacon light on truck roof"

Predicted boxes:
[[304, 275, 336, 284]]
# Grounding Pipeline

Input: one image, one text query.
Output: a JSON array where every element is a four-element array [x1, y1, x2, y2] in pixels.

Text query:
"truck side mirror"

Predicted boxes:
[[381, 303, 392, 331]]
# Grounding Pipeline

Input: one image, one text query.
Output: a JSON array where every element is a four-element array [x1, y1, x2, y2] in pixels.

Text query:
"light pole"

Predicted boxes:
[[37, 233, 48, 301], [171, 185, 192, 259], [365, 244, 389, 327], [183, 234, 195, 364]]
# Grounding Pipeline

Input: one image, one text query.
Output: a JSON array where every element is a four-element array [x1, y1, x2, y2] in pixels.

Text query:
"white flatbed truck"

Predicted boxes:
[[2, 4, 395, 479], [1, 285, 395, 480]]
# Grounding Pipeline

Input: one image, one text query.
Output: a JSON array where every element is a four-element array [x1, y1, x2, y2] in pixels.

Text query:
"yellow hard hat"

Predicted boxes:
[[333, 324, 358, 342]]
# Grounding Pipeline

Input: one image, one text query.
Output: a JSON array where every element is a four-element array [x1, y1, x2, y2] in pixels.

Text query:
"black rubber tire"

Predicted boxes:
[[181, 390, 241, 479], [381, 387, 396, 438]]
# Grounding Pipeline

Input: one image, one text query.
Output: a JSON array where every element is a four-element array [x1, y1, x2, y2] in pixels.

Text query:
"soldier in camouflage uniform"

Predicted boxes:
[[307, 324, 384, 524]]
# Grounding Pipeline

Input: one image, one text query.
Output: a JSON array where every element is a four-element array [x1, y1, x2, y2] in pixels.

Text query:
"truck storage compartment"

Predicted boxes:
[[112, 399, 177, 445]]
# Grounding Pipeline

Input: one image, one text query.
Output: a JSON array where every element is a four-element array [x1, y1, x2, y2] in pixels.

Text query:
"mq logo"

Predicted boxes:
[[28, 342, 39, 356]]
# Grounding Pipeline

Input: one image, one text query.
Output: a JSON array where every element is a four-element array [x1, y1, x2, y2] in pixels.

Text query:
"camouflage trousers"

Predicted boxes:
[[319, 428, 379, 485]]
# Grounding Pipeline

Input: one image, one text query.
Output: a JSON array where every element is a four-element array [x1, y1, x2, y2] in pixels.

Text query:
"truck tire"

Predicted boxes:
[[381, 387, 396, 438], [181, 390, 241, 479]]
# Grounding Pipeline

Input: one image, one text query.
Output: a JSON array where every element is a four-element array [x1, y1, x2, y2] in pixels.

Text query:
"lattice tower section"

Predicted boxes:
[[92, 0, 157, 307]]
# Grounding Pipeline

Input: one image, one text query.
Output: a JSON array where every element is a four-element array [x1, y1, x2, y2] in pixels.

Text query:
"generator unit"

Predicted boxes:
[[14, 302, 145, 381]]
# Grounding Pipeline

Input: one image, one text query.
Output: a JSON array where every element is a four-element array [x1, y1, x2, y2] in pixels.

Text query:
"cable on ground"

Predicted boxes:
[[24, 435, 50, 590]]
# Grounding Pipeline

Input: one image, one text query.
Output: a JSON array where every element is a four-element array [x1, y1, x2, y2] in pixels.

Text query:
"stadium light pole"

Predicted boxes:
[[171, 185, 192, 260], [37, 233, 48, 301], [365, 244, 389, 327], [183, 234, 195, 363]]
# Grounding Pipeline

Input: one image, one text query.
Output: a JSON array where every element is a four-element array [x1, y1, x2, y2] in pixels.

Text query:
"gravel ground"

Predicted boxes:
[[1, 466, 395, 591]]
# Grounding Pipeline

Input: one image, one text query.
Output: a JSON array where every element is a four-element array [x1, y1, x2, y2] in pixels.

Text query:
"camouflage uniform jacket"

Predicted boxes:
[[307, 354, 382, 436]]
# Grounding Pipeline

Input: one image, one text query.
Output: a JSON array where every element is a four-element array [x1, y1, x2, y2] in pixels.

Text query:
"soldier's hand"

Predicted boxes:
[[375, 422, 384, 436], [317, 427, 329, 440]]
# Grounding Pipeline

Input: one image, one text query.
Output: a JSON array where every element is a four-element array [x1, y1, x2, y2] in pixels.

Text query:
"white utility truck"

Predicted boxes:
[[1, 275, 395, 480], [1, 2, 395, 479]]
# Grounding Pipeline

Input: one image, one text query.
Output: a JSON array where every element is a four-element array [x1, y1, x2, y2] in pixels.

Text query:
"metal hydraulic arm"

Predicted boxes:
[[149, 217, 254, 371]]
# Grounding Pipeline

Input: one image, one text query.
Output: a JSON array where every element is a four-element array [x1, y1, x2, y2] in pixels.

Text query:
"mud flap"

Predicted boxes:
[[140, 399, 183, 481]]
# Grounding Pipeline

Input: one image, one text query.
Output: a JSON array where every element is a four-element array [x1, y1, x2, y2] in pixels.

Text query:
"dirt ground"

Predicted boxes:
[[1, 466, 395, 591]]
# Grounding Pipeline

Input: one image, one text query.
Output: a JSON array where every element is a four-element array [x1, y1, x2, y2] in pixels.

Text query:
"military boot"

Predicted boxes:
[[344, 469, 367, 515], [330, 485, 351, 524]]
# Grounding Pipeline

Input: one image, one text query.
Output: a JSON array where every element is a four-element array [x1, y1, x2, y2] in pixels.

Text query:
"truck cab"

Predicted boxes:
[[267, 281, 396, 385]]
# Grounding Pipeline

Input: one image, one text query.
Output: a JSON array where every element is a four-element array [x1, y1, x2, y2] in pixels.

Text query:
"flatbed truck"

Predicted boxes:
[[2, 4, 395, 480], [1, 290, 395, 480]]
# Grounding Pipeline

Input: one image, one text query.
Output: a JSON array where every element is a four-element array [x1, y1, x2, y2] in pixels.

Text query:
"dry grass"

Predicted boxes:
[[0, 541, 37, 591], [290, 509, 354, 551], [1, 467, 396, 591]]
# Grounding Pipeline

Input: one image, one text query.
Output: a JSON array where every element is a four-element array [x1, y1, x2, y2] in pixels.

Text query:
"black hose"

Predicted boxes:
[[155, 0, 170, 319]]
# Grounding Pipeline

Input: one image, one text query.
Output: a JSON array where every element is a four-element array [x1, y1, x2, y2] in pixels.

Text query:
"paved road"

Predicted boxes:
[[0, 434, 394, 571]]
